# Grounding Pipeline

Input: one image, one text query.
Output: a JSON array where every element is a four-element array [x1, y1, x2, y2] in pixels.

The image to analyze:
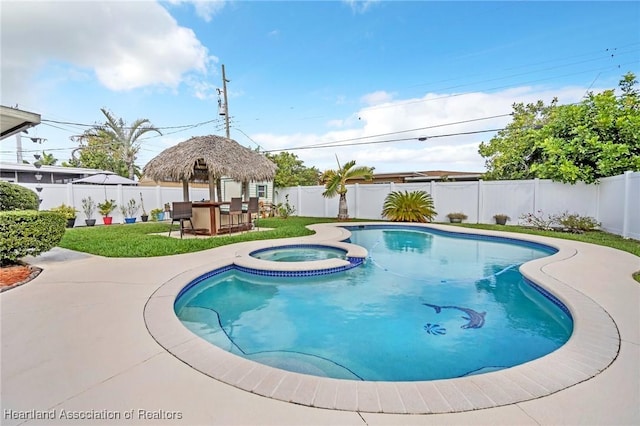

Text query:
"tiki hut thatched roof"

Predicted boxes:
[[142, 135, 276, 183]]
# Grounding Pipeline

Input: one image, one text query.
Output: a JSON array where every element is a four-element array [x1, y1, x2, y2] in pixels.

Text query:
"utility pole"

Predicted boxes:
[[16, 133, 23, 163], [221, 64, 230, 138]]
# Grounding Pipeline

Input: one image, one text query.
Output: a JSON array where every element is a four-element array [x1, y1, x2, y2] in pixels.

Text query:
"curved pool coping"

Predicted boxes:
[[144, 222, 621, 414]]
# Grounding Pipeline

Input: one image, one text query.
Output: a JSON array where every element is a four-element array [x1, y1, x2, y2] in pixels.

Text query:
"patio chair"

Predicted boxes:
[[244, 197, 259, 231], [220, 197, 243, 233], [169, 201, 193, 239]]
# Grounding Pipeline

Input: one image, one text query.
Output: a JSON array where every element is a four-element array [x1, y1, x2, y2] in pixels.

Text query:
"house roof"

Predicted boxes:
[[0, 162, 111, 175], [0, 105, 41, 140]]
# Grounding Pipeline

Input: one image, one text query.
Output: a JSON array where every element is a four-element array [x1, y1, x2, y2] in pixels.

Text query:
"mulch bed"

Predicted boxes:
[[0, 264, 42, 292]]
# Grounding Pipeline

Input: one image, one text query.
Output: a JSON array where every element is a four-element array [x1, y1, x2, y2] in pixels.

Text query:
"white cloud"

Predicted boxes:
[[166, 0, 227, 22], [254, 85, 590, 174], [343, 0, 380, 14], [1, 1, 214, 100], [360, 90, 395, 106]]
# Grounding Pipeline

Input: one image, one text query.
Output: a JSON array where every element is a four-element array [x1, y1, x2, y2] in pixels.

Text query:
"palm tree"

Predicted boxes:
[[382, 190, 437, 222], [97, 108, 161, 180], [322, 156, 374, 220], [39, 151, 58, 166]]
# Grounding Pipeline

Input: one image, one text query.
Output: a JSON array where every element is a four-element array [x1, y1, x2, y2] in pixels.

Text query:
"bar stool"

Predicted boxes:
[[220, 197, 242, 233]]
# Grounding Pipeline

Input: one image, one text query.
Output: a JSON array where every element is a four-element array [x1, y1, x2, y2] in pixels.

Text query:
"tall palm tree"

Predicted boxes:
[[98, 108, 161, 180], [322, 156, 374, 220]]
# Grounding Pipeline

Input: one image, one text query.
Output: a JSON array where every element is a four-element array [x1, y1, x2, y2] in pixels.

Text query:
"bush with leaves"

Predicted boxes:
[[554, 211, 600, 233], [382, 191, 437, 222], [0, 181, 39, 211], [0, 211, 66, 265], [276, 194, 296, 219], [519, 210, 556, 230], [519, 210, 600, 233]]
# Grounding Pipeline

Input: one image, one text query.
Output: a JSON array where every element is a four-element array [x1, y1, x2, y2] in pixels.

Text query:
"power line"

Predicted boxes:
[[264, 128, 505, 153]]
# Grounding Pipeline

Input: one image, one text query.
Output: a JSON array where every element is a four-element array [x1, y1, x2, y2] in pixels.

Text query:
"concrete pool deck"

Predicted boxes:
[[1, 223, 639, 425]]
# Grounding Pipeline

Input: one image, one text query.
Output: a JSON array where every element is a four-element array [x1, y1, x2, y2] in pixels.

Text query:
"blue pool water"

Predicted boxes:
[[175, 226, 573, 381], [251, 245, 346, 262]]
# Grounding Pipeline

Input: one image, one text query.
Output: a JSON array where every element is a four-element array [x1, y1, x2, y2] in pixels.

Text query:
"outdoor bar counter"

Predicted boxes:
[[191, 201, 248, 235]]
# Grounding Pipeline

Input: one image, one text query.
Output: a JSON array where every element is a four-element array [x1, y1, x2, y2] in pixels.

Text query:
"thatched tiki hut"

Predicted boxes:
[[142, 135, 276, 202]]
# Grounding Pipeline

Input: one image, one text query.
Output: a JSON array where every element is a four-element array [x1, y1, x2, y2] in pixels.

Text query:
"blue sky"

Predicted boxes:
[[2, 0, 639, 174]]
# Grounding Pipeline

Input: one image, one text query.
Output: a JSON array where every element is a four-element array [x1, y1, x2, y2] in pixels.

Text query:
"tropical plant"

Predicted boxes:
[[50, 204, 77, 220], [321, 156, 374, 220], [71, 108, 161, 180], [39, 151, 58, 166], [81, 196, 96, 219], [382, 190, 437, 222], [150, 208, 164, 221], [97, 199, 117, 217]]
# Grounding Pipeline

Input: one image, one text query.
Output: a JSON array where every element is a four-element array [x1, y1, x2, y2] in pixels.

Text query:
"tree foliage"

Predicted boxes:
[[67, 109, 161, 179], [64, 130, 131, 176], [265, 151, 320, 187], [39, 151, 58, 166], [479, 72, 640, 183], [322, 156, 374, 220]]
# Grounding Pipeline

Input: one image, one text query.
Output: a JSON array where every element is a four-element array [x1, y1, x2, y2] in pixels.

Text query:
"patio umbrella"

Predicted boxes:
[[71, 173, 138, 185], [142, 135, 276, 201]]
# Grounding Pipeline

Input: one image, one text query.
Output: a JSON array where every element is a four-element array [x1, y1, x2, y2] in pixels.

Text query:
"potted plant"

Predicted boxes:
[[150, 208, 164, 222], [493, 214, 510, 225], [51, 204, 78, 228], [139, 192, 148, 222], [121, 198, 139, 224], [446, 212, 467, 223], [97, 199, 117, 225], [81, 196, 97, 226]]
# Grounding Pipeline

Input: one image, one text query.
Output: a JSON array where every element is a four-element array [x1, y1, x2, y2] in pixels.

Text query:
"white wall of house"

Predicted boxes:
[[274, 172, 640, 240]]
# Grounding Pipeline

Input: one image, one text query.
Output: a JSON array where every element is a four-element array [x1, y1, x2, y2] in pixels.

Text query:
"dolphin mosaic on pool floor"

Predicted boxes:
[[144, 222, 621, 414]]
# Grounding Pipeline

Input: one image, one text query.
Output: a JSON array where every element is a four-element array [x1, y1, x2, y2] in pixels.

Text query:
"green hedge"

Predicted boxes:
[[0, 181, 39, 211], [0, 211, 66, 265]]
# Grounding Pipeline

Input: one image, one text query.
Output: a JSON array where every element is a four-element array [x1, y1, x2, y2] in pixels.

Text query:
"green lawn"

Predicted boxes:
[[58, 217, 640, 281], [58, 217, 338, 258]]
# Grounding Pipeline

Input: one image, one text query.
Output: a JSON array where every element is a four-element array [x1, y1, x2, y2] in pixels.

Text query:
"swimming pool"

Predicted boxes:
[[175, 225, 572, 381]]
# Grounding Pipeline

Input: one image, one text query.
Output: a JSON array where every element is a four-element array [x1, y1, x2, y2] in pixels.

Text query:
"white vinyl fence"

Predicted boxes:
[[275, 171, 639, 240], [17, 184, 211, 225], [12, 172, 639, 239]]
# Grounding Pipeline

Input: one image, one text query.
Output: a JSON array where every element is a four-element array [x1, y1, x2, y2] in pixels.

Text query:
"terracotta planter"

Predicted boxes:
[[103, 217, 113, 225]]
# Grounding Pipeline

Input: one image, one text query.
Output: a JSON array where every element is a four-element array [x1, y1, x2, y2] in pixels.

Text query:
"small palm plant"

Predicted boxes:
[[382, 190, 437, 223], [322, 156, 374, 220]]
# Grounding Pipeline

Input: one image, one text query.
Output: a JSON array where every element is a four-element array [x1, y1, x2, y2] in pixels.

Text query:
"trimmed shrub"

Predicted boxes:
[[0, 211, 66, 265], [0, 181, 39, 211]]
